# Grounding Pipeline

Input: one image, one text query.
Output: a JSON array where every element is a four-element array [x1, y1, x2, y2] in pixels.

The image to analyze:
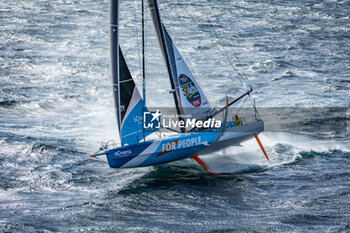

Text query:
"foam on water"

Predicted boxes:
[[199, 131, 350, 174], [0, 0, 349, 231]]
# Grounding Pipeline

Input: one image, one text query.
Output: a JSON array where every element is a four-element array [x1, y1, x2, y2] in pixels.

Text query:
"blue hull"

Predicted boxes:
[[105, 121, 264, 168]]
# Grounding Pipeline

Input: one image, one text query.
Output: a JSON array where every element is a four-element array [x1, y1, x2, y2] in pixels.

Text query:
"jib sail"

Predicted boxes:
[[148, 0, 211, 123]]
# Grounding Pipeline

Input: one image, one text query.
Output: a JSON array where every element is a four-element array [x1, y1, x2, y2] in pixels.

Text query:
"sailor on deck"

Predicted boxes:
[[235, 115, 242, 126]]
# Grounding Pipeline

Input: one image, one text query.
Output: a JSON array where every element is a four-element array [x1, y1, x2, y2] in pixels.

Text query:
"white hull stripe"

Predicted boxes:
[[121, 140, 161, 168]]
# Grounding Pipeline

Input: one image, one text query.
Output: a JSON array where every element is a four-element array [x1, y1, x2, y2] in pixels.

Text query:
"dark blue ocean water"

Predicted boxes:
[[1, 0, 350, 232]]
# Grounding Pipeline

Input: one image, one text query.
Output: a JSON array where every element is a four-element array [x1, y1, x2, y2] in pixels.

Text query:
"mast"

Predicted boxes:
[[142, 0, 146, 140], [110, 0, 146, 145], [110, 0, 121, 134], [147, 0, 185, 131]]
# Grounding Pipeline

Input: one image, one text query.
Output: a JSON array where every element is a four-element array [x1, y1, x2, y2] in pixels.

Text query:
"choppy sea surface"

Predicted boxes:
[[1, 0, 350, 232]]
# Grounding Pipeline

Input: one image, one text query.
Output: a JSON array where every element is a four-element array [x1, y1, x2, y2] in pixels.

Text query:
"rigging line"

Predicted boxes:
[[121, 128, 149, 138], [142, 0, 146, 141], [177, 0, 250, 90], [202, 2, 262, 119], [181, 0, 259, 113], [200, 4, 247, 88], [144, 0, 148, 91], [200, 0, 253, 88], [133, 0, 142, 80], [144, 0, 148, 89], [179, 5, 245, 89], [235, 95, 248, 116]]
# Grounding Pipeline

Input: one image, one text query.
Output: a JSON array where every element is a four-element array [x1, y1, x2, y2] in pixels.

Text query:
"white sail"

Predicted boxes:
[[169, 32, 211, 120], [148, 0, 211, 124]]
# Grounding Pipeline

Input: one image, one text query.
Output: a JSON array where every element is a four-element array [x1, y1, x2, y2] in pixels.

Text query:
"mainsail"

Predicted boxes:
[[148, 0, 211, 122], [119, 49, 145, 145], [110, 0, 145, 145]]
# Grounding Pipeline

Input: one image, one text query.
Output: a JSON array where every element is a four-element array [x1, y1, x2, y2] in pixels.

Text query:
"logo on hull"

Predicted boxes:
[[156, 136, 202, 157]]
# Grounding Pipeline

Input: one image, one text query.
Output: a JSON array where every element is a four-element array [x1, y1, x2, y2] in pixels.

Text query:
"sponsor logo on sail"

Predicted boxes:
[[179, 74, 202, 107]]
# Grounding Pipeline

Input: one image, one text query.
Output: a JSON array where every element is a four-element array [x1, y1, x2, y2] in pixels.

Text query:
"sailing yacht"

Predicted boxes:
[[91, 0, 268, 174]]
